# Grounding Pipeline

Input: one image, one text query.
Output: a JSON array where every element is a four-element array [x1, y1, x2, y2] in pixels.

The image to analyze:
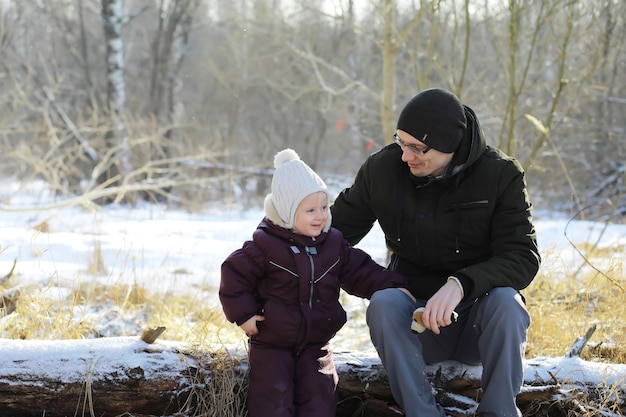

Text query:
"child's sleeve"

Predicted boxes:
[[219, 242, 265, 325], [339, 243, 407, 299]]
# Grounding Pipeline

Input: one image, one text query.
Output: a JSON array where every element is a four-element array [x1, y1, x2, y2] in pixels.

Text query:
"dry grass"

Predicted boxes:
[[0, 276, 239, 344], [1, 246, 625, 361], [525, 246, 626, 363], [179, 348, 249, 417], [1, 224, 625, 417]]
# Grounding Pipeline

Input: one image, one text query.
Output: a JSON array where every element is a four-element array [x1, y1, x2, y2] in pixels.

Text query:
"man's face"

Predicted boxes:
[[395, 130, 454, 177]]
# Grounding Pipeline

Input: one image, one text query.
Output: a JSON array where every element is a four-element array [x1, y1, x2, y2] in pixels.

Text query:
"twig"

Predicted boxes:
[[43, 87, 99, 162], [141, 326, 167, 344], [565, 325, 597, 358], [564, 206, 624, 290], [0, 259, 16, 286]]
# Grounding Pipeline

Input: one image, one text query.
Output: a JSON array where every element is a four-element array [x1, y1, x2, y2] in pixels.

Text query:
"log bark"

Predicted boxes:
[[0, 337, 194, 417], [0, 337, 624, 417]]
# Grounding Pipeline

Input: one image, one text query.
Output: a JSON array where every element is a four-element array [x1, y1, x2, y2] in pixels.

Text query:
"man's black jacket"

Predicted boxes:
[[331, 106, 541, 301]]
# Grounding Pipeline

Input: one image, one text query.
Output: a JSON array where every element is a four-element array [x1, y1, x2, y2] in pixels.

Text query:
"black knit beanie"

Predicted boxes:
[[396, 88, 467, 153]]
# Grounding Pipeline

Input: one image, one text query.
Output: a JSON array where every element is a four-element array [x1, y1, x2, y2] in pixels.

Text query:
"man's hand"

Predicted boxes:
[[422, 280, 463, 334], [240, 315, 265, 337]]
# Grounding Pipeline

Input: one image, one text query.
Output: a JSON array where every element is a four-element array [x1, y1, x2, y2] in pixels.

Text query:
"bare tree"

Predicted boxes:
[[97, 0, 132, 203], [0, 0, 624, 213], [148, 0, 199, 126]]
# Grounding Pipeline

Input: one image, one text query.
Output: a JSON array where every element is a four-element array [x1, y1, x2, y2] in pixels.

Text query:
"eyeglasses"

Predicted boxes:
[[394, 133, 431, 155]]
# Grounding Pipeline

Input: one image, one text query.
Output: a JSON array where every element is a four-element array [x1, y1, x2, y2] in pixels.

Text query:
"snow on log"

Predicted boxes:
[[334, 349, 626, 416], [0, 337, 624, 416], [0, 337, 196, 416]]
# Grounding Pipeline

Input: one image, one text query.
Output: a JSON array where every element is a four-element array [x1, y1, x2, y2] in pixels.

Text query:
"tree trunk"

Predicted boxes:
[[0, 337, 624, 417], [99, 0, 133, 204], [380, 0, 395, 144]]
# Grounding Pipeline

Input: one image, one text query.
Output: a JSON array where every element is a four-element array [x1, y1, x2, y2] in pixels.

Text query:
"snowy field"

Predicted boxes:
[[1, 179, 625, 351], [1, 179, 626, 417]]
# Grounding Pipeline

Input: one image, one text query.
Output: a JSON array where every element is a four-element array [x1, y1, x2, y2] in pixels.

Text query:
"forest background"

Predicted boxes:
[[0, 0, 624, 218], [0, 1, 625, 415]]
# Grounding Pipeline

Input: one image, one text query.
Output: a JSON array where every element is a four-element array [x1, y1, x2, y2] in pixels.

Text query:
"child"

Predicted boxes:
[[219, 149, 410, 417]]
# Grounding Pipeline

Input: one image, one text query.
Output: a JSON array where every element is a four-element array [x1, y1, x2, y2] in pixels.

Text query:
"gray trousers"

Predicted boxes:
[[366, 287, 530, 417]]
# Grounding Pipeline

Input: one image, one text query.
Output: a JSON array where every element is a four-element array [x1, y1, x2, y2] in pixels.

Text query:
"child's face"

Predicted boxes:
[[293, 191, 329, 237]]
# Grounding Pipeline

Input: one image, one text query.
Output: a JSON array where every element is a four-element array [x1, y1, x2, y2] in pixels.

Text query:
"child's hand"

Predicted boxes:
[[240, 315, 265, 337]]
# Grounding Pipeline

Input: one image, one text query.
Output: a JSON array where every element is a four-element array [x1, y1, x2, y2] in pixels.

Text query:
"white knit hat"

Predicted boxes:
[[264, 149, 331, 231]]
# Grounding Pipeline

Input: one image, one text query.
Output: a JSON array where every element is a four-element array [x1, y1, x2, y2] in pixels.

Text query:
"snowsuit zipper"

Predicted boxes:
[[305, 246, 316, 308], [304, 246, 341, 308]]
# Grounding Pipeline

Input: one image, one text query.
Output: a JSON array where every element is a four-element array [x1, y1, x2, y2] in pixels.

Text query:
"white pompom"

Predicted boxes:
[[274, 148, 300, 168]]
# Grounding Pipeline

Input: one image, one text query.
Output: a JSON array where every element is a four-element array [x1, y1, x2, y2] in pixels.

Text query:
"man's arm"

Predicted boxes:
[[331, 158, 378, 246], [455, 159, 541, 300]]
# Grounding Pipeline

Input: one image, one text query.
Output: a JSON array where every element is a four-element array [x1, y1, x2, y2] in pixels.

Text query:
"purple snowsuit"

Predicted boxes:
[[220, 218, 407, 417]]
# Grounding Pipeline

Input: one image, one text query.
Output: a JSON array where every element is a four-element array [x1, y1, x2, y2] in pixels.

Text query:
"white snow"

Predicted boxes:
[[1, 178, 625, 389], [0, 337, 188, 384]]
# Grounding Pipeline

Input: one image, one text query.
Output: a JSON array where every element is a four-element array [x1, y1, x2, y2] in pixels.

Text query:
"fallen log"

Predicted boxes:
[[0, 337, 624, 417], [0, 337, 195, 417], [333, 350, 626, 417]]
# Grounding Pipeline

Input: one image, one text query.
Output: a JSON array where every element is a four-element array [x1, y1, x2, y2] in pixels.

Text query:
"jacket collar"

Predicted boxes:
[[259, 217, 328, 246], [446, 105, 486, 177]]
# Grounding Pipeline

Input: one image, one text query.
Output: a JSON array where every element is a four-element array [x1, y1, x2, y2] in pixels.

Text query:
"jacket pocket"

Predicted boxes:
[[447, 199, 489, 210], [446, 199, 491, 225], [256, 300, 302, 348], [308, 302, 347, 344]]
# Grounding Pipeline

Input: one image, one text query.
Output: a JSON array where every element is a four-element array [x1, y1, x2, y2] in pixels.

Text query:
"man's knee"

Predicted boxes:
[[370, 287, 400, 306], [367, 288, 412, 327], [480, 287, 530, 328]]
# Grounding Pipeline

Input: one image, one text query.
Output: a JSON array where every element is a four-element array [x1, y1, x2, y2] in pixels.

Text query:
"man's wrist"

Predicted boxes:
[[447, 276, 464, 298]]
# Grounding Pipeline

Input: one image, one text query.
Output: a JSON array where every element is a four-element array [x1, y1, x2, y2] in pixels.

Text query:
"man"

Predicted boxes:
[[331, 88, 540, 417]]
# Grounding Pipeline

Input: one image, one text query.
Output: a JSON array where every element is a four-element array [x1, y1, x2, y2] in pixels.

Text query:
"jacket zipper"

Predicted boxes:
[[306, 248, 315, 308], [271, 250, 341, 308]]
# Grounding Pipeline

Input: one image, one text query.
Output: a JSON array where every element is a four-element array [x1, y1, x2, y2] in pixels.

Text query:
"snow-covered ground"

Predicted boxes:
[[3, 182, 624, 295], [1, 179, 626, 388]]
